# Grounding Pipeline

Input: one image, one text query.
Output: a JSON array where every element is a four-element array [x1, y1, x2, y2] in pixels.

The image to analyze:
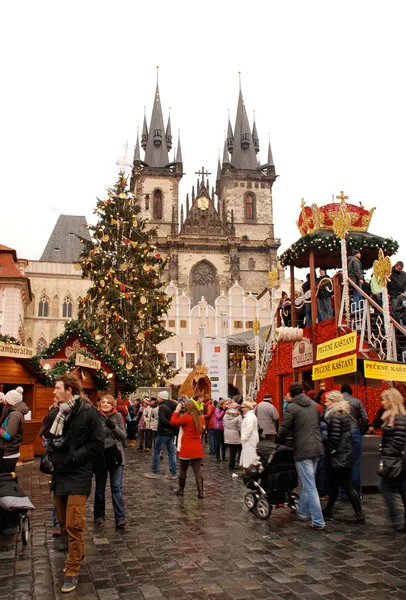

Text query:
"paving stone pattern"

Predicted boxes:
[[2, 447, 406, 599]]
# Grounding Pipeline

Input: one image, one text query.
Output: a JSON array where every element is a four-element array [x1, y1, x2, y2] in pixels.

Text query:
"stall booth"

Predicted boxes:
[[0, 343, 43, 462], [258, 195, 404, 489]]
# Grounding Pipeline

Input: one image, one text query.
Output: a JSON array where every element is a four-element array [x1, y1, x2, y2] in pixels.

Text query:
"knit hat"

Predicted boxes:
[[5, 386, 24, 406], [157, 390, 169, 400], [352, 249, 361, 256], [307, 390, 317, 399]]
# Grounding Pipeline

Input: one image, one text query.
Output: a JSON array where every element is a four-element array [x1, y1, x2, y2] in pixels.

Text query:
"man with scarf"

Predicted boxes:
[[43, 374, 104, 594]]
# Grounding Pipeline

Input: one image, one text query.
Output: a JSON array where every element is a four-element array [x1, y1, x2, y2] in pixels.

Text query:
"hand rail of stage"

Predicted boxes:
[[339, 279, 406, 361]]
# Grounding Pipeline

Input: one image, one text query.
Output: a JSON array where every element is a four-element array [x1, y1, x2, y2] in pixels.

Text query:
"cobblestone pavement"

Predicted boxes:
[[2, 446, 406, 600]]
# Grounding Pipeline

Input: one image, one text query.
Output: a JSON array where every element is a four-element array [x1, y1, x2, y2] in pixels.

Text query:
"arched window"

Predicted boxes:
[[244, 192, 256, 221], [248, 257, 256, 269], [153, 189, 163, 220], [38, 293, 49, 317], [191, 260, 217, 307], [62, 294, 74, 318], [36, 337, 47, 355]]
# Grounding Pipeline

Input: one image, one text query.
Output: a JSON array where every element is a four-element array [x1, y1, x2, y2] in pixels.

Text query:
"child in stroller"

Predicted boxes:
[[0, 472, 34, 544], [242, 439, 299, 519]]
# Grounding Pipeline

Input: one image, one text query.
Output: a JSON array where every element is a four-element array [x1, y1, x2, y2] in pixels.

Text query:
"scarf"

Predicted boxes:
[[50, 396, 79, 437]]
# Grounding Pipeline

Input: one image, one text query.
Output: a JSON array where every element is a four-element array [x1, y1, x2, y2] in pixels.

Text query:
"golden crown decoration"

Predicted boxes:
[[296, 192, 375, 237]]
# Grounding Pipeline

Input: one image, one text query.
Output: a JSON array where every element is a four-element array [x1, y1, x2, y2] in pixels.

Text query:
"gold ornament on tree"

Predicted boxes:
[[102, 235, 110, 242]]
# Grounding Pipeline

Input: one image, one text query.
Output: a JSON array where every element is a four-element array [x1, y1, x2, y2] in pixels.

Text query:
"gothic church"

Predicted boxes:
[[130, 82, 281, 306]]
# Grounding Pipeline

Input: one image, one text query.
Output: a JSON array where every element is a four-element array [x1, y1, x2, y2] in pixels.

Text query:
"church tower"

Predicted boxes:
[[131, 74, 183, 239], [216, 83, 280, 291]]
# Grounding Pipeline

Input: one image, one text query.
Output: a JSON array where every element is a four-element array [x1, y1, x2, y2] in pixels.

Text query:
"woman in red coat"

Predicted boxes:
[[170, 401, 204, 498]]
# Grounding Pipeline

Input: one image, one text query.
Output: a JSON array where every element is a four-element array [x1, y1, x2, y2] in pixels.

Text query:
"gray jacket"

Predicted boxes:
[[223, 410, 242, 445], [342, 392, 368, 433], [348, 256, 364, 285], [101, 412, 126, 461], [277, 393, 324, 461], [255, 399, 279, 435]]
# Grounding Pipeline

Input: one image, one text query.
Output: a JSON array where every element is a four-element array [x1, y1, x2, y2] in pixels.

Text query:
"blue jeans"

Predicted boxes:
[[208, 429, 215, 454], [297, 458, 325, 527], [305, 303, 312, 326], [94, 465, 125, 525], [352, 287, 363, 307], [318, 297, 333, 322], [151, 435, 177, 476]]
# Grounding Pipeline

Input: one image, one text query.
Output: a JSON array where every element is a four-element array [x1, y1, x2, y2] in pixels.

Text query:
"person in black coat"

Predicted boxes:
[[42, 374, 104, 594], [388, 262, 406, 313], [377, 388, 406, 532], [322, 391, 365, 523]]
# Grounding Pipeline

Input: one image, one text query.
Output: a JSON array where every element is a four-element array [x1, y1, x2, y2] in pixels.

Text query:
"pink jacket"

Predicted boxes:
[[214, 407, 225, 430]]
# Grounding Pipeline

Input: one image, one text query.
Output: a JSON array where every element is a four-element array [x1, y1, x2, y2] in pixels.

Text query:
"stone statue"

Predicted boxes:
[[230, 253, 240, 282], [168, 253, 179, 281]]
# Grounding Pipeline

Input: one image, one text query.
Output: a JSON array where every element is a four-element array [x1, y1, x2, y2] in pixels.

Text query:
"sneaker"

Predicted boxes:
[[143, 472, 161, 479], [165, 474, 177, 480], [61, 576, 78, 593], [52, 526, 62, 537], [305, 522, 326, 531], [116, 521, 127, 529]]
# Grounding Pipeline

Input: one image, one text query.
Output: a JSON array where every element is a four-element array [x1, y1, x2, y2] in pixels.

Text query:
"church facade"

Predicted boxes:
[[130, 82, 281, 306]]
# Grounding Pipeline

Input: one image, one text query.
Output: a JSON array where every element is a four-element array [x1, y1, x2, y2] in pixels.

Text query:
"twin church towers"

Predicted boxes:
[[129, 77, 281, 306]]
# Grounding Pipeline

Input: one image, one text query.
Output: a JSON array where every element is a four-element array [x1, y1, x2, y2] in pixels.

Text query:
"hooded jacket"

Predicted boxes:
[[157, 399, 178, 436], [388, 268, 406, 301], [0, 401, 29, 458], [325, 406, 353, 469], [223, 408, 242, 444], [255, 398, 279, 435], [277, 393, 324, 461], [348, 255, 364, 285]]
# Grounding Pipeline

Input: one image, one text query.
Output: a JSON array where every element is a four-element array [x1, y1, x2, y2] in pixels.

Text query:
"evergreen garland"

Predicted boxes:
[[280, 232, 399, 267]]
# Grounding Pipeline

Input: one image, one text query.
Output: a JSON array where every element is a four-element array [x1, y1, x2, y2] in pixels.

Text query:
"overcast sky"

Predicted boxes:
[[1, 1, 405, 272]]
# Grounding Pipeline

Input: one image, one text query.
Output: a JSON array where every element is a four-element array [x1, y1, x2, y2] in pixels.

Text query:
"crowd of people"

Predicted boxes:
[[1, 375, 406, 593]]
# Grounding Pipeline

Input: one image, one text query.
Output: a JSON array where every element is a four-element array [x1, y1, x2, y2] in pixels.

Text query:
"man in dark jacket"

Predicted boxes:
[[348, 249, 364, 306], [144, 391, 178, 480], [388, 261, 406, 313], [43, 374, 104, 594], [341, 384, 368, 498], [394, 291, 406, 328], [277, 383, 325, 530]]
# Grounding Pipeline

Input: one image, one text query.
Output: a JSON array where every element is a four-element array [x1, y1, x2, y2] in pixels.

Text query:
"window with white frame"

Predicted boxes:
[[166, 352, 177, 368], [185, 352, 195, 369]]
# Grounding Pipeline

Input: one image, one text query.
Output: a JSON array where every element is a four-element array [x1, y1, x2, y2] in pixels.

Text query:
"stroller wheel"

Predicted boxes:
[[288, 492, 300, 513], [256, 497, 271, 520], [20, 515, 30, 546], [244, 492, 257, 511]]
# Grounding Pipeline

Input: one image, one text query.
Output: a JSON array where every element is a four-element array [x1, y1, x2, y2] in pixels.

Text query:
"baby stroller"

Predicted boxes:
[[0, 472, 34, 544], [242, 440, 299, 519]]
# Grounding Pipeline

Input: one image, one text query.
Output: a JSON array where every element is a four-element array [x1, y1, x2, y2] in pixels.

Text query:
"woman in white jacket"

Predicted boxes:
[[240, 400, 259, 468]]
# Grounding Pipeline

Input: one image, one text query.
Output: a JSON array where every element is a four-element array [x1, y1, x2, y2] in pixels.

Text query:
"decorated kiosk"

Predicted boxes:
[[258, 193, 406, 475]]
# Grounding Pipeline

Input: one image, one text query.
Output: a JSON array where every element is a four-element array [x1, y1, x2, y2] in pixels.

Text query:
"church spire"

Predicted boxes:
[[134, 128, 141, 162], [252, 113, 260, 154], [267, 138, 274, 166], [216, 153, 222, 181], [166, 109, 172, 151], [226, 112, 234, 154], [222, 139, 230, 165], [176, 131, 182, 163], [141, 109, 148, 151], [230, 88, 258, 170], [144, 77, 170, 167]]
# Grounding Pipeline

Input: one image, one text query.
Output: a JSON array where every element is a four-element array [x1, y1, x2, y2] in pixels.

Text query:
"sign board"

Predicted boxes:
[[0, 343, 34, 359], [202, 337, 228, 402], [312, 353, 357, 381], [292, 338, 314, 368], [316, 332, 357, 362], [75, 354, 101, 370], [364, 360, 406, 382]]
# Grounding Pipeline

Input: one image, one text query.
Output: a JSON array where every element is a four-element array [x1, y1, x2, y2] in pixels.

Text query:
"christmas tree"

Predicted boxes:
[[77, 172, 176, 387]]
